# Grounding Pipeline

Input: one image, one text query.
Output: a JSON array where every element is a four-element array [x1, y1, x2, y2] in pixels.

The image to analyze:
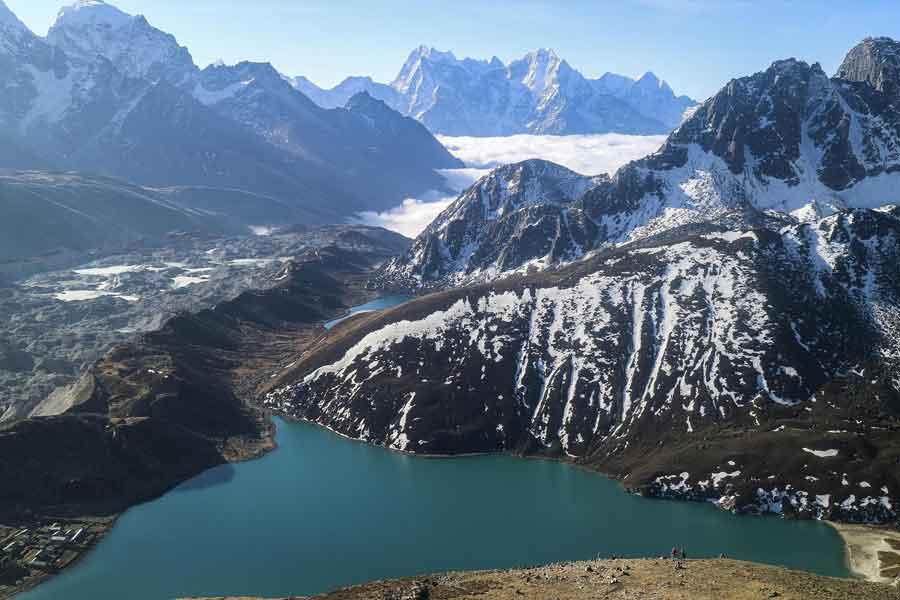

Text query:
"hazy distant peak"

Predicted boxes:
[[410, 44, 457, 63], [341, 75, 376, 84], [0, 0, 30, 35], [524, 47, 560, 61], [634, 71, 674, 94], [55, 0, 133, 29], [636, 71, 660, 85]]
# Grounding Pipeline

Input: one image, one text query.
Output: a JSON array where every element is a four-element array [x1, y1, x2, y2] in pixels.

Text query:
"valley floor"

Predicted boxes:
[[184, 558, 900, 600]]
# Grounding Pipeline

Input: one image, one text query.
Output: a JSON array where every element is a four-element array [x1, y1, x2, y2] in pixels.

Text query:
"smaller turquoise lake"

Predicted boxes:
[[324, 295, 414, 329], [21, 419, 848, 600]]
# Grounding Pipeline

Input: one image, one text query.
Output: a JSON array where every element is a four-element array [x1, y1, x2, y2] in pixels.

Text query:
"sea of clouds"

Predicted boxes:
[[355, 133, 667, 238]]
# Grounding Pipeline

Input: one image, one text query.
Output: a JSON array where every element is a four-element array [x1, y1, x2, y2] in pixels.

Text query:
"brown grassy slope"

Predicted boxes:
[[187, 558, 900, 600]]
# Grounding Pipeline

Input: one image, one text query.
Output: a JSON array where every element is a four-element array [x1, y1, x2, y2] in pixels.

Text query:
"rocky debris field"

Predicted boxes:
[[183, 558, 900, 600], [0, 226, 408, 422]]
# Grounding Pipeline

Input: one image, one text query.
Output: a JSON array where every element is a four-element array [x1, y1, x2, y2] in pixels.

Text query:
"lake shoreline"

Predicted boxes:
[[1, 419, 279, 600], [829, 522, 900, 586], [18, 415, 852, 599], [274, 413, 880, 580]]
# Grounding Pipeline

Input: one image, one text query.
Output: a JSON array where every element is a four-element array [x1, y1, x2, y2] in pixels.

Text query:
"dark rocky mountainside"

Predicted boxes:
[[381, 160, 602, 288], [0, 172, 218, 262], [269, 208, 900, 522], [192, 63, 462, 213], [264, 39, 900, 526], [836, 36, 900, 98], [384, 40, 900, 289], [0, 229, 403, 517]]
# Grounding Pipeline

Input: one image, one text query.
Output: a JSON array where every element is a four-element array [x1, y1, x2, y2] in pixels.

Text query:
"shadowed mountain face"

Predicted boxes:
[[0, 172, 223, 262], [0, 0, 461, 230], [264, 39, 900, 525], [383, 41, 900, 289], [292, 46, 698, 135]]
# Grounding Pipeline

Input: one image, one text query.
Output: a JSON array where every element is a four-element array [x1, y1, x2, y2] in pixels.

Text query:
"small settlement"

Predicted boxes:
[[0, 519, 107, 597]]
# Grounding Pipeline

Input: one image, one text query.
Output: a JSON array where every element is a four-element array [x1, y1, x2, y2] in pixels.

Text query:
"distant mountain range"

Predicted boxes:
[[292, 46, 698, 136], [0, 0, 462, 249]]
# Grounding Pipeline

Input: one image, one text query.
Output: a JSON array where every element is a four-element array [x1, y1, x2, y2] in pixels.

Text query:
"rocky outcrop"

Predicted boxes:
[[836, 37, 900, 97]]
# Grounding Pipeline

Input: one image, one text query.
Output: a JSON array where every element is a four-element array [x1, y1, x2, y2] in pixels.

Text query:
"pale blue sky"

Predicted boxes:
[[7, 0, 900, 100]]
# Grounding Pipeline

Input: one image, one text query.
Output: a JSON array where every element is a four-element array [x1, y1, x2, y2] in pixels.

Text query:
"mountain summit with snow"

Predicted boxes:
[[292, 46, 698, 136], [48, 0, 196, 83], [0, 0, 27, 33]]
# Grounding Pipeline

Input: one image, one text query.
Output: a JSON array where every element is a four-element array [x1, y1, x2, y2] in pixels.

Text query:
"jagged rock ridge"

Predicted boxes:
[[292, 46, 698, 135]]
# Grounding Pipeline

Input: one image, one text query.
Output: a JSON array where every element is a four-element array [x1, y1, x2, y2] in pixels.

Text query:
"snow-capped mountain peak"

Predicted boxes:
[[395, 46, 452, 78], [408, 44, 458, 65], [0, 0, 32, 49], [297, 45, 697, 135], [48, 0, 196, 84], [634, 71, 670, 92], [55, 0, 132, 29], [0, 0, 27, 30], [523, 47, 560, 62], [515, 47, 572, 96]]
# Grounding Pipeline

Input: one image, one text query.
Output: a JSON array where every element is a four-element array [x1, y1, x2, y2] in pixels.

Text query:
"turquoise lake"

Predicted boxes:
[[21, 419, 848, 600], [323, 294, 414, 329]]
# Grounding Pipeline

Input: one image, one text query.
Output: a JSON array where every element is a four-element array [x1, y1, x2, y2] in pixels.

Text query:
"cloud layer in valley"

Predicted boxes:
[[355, 191, 457, 239], [356, 133, 667, 238], [437, 133, 667, 175]]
